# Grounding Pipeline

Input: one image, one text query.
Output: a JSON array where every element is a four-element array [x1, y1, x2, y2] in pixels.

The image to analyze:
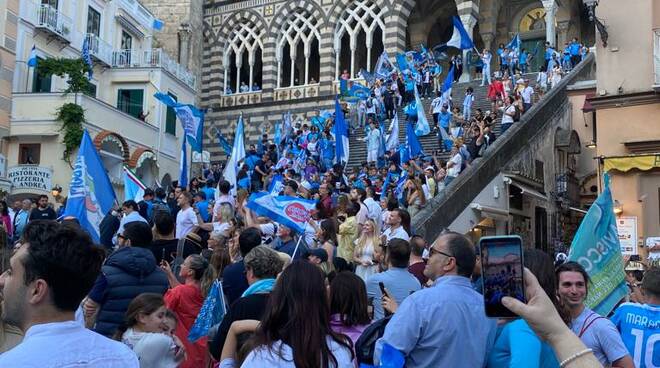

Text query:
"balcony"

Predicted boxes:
[[10, 93, 158, 143], [23, 1, 73, 43], [112, 49, 196, 90], [85, 34, 112, 67]]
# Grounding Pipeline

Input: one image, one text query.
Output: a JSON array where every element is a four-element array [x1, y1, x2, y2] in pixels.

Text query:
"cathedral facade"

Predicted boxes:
[[200, 0, 593, 158]]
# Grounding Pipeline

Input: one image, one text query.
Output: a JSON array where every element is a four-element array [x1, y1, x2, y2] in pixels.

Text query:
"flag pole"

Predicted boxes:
[[291, 232, 304, 260]]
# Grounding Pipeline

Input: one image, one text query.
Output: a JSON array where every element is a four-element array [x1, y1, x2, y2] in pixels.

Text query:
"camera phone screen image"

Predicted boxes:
[[480, 237, 525, 317]]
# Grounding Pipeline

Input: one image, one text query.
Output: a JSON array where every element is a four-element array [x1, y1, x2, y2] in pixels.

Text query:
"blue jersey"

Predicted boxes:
[[610, 302, 660, 368]]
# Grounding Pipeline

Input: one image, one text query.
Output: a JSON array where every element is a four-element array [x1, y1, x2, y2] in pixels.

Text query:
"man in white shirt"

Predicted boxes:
[[113, 200, 148, 245], [481, 49, 492, 86], [175, 191, 199, 238], [520, 79, 534, 113], [446, 146, 462, 185], [430, 91, 444, 130], [363, 187, 383, 229], [381, 208, 411, 244], [350, 187, 369, 235], [364, 121, 382, 165], [0, 220, 138, 367]]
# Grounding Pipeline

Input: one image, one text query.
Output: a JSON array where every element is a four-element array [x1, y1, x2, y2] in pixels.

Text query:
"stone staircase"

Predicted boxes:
[[345, 73, 542, 168]]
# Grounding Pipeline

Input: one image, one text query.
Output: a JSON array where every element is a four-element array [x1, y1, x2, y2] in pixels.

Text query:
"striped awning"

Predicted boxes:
[[604, 154, 660, 172]]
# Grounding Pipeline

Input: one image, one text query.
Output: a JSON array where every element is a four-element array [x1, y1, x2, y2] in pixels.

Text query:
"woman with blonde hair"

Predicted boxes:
[[406, 177, 426, 218], [353, 218, 380, 282]]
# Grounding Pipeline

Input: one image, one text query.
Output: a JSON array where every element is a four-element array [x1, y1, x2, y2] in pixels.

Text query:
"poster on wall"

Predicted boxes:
[[7, 165, 53, 193], [645, 237, 660, 261], [616, 216, 638, 255]]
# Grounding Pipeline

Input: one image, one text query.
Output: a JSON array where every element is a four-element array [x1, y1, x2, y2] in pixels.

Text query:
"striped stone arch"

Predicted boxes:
[[327, 0, 392, 78], [268, 1, 326, 87], [202, 20, 217, 46], [219, 9, 267, 94]]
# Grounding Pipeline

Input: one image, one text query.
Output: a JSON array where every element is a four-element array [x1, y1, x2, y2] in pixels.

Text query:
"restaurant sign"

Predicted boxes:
[[7, 165, 53, 193]]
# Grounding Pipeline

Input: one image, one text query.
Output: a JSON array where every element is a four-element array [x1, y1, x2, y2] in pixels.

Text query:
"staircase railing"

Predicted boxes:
[[412, 52, 596, 242]]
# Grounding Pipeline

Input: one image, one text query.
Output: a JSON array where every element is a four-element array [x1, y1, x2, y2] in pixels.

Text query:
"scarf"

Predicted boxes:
[[241, 278, 276, 298]]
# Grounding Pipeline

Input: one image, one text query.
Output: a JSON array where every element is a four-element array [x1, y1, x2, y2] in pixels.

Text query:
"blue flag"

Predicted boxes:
[[413, 85, 430, 136], [223, 116, 246, 194], [188, 280, 226, 342], [381, 171, 392, 198], [407, 122, 423, 158], [179, 135, 188, 188], [27, 45, 37, 68], [268, 174, 284, 195], [216, 131, 232, 155], [152, 19, 164, 31], [154, 92, 204, 152], [360, 68, 376, 86], [399, 144, 410, 167], [245, 192, 317, 234], [81, 37, 93, 79], [386, 112, 400, 152], [395, 170, 408, 200], [123, 165, 146, 202], [374, 51, 395, 79], [567, 173, 627, 316], [506, 33, 521, 52], [334, 99, 349, 164], [63, 130, 116, 243], [447, 16, 475, 50]]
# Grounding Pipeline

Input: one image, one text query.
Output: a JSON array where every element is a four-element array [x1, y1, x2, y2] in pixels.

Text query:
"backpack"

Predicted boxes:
[[355, 315, 392, 365]]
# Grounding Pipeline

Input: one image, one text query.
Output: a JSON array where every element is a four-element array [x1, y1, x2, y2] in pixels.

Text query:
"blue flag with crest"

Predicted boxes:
[[63, 130, 117, 243]]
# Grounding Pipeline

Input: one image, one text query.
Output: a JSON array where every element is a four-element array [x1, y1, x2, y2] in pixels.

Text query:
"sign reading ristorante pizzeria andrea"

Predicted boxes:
[[7, 165, 53, 192]]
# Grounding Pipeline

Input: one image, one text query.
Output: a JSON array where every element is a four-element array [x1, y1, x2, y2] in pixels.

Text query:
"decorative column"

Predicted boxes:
[[480, 32, 495, 52], [223, 67, 228, 93], [366, 34, 373, 72], [334, 44, 340, 80], [542, 0, 558, 46], [556, 21, 570, 49], [249, 57, 254, 89], [458, 12, 478, 82], [290, 54, 296, 86], [235, 58, 241, 92], [350, 38, 356, 79], [304, 49, 310, 84], [177, 23, 192, 68]]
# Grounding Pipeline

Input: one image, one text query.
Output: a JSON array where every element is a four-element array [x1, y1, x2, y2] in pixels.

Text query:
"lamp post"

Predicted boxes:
[[582, 0, 608, 47]]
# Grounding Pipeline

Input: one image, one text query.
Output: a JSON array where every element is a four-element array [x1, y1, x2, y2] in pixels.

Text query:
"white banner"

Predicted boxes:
[[616, 216, 638, 255], [7, 165, 52, 193]]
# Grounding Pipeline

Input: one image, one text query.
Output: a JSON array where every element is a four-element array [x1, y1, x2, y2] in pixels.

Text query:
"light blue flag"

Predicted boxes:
[[439, 125, 454, 151], [378, 121, 387, 157], [407, 123, 423, 158], [123, 165, 146, 202], [360, 68, 376, 86], [447, 16, 475, 50], [63, 130, 117, 243], [282, 111, 293, 141], [399, 144, 410, 167], [374, 51, 395, 79], [334, 99, 349, 164], [223, 116, 246, 193], [396, 53, 417, 77], [273, 122, 281, 148], [188, 280, 226, 342], [216, 131, 232, 155], [567, 173, 627, 316], [154, 92, 204, 152], [395, 170, 408, 200], [81, 37, 93, 79], [386, 112, 400, 152], [506, 33, 521, 52], [245, 192, 317, 234], [179, 135, 188, 188], [27, 45, 37, 68], [413, 85, 430, 136], [268, 174, 284, 195], [381, 171, 392, 199], [442, 66, 455, 102]]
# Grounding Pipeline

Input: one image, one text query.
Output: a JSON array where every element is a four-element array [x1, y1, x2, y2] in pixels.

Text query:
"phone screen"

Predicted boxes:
[[479, 236, 525, 318]]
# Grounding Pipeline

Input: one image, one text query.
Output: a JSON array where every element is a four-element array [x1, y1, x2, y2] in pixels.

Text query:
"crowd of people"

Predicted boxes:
[[0, 39, 657, 368]]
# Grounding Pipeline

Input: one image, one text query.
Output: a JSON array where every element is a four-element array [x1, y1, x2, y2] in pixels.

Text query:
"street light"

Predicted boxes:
[[582, 0, 608, 47]]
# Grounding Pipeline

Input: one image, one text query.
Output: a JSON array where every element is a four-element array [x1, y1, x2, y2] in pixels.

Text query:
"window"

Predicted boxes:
[[41, 0, 58, 8], [117, 89, 144, 119], [85, 83, 97, 98], [335, 0, 386, 78], [121, 31, 132, 50], [32, 57, 51, 93], [276, 9, 321, 87], [18, 144, 41, 164], [223, 20, 264, 94], [165, 92, 177, 135], [86, 7, 101, 37]]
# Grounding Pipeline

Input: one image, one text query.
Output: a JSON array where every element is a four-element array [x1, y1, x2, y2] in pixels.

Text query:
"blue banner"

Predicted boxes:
[[63, 130, 117, 243], [154, 92, 204, 152], [245, 192, 317, 234], [567, 173, 627, 316]]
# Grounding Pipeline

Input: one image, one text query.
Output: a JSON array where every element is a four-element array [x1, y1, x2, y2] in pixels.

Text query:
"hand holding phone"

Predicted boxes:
[[479, 236, 526, 318], [379, 282, 393, 317]]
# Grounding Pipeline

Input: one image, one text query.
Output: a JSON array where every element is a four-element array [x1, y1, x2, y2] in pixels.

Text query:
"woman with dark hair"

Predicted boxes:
[[308, 218, 338, 273], [0, 200, 11, 247], [161, 254, 212, 368], [329, 271, 371, 345], [487, 249, 568, 368], [116, 293, 184, 367], [238, 261, 354, 367]]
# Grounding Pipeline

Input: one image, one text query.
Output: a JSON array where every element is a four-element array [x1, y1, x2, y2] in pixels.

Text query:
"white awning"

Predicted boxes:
[[470, 203, 509, 221], [504, 177, 548, 201]]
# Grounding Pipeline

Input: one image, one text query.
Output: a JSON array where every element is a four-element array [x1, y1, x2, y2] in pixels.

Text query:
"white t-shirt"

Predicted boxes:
[[501, 104, 516, 124], [175, 207, 198, 238], [356, 202, 369, 226], [521, 86, 534, 103], [447, 153, 462, 177], [212, 222, 230, 235], [383, 225, 410, 242], [240, 337, 354, 367], [122, 329, 178, 368]]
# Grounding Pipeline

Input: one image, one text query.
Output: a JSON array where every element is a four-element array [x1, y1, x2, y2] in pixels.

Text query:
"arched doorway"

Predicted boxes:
[[130, 149, 158, 188], [93, 131, 129, 185], [514, 6, 547, 73]]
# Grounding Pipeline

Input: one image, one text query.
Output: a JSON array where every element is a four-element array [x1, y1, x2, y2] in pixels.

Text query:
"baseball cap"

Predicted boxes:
[[305, 248, 328, 263]]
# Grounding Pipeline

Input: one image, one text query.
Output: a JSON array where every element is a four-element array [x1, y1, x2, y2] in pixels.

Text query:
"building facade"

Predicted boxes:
[[0, 0, 18, 192], [588, 0, 660, 261], [201, 0, 592, 158], [7, 0, 197, 202]]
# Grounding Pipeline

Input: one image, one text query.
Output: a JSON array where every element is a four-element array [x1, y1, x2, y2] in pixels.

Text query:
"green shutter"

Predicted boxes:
[[116, 89, 144, 119], [165, 92, 177, 135]]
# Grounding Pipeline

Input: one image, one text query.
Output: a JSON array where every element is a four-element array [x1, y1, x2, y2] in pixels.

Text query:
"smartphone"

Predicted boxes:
[[379, 282, 392, 317], [479, 235, 526, 318]]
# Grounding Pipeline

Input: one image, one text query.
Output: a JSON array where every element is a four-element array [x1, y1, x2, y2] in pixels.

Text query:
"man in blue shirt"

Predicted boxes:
[[273, 224, 307, 260], [193, 191, 210, 222], [375, 232, 496, 368], [544, 42, 555, 70], [610, 268, 660, 368], [569, 38, 582, 67], [12, 199, 32, 243], [366, 238, 421, 320]]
